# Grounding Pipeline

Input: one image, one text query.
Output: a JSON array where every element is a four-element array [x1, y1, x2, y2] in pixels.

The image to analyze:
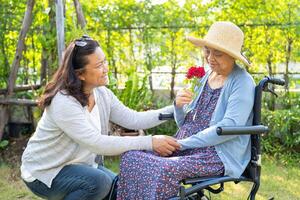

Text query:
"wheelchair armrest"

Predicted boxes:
[[216, 125, 269, 135], [158, 113, 174, 120]]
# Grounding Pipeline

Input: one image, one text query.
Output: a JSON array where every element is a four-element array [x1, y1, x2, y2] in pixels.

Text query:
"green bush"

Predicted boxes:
[[146, 120, 178, 136], [108, 69, 153, 111], [0, 140, 9, 149], [261, 107, 300, 155], [263, 90, 300, 110]]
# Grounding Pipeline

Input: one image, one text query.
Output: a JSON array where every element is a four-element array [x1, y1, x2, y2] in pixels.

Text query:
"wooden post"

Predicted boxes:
[[73, 0, 86, 28], [170, 33, 177, 100], [0, 0, 35, 140], [56, 0, 65, 66], [7, 0, 35, 95]]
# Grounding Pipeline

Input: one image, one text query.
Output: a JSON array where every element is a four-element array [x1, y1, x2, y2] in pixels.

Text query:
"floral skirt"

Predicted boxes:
[[116, 147, 224, 200]]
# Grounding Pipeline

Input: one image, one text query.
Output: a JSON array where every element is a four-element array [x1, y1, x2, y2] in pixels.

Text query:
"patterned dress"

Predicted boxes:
[[117, 83, 225, 200]]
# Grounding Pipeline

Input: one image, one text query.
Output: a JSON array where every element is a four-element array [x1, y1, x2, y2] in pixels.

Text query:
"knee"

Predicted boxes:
[[89, 172, 113, 199], [121, 150, 137, 159]]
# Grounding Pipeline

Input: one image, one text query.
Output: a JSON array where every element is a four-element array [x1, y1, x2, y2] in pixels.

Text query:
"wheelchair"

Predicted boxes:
[[159, 76, 285, 200]]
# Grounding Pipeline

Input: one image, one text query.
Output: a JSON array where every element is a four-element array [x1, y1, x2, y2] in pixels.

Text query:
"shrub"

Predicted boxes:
[[262, 107, 300, 155]]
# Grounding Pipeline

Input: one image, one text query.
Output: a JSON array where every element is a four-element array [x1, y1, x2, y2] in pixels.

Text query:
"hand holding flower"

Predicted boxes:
[[175, 89, 193, 108], [182, 66, 206, 112]]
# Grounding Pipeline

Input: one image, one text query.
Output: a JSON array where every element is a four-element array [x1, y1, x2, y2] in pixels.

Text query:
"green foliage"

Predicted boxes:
[[145, 96, 177, 136], [146, 120, 178, 136], [262, 107, 300, 155], [1, 0, 299, 96], [271, 90, 300, 109], [108, 67, 152, 111], [0, 1, 299, 155], [0, 140, 9, 149]]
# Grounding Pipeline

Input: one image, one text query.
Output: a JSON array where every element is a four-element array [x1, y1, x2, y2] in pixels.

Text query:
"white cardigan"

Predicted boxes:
[[21, 86, 173, 187]]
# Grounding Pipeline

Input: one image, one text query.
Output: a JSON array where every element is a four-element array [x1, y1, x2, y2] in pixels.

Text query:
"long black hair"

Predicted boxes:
[[39, 36, 100, 109]]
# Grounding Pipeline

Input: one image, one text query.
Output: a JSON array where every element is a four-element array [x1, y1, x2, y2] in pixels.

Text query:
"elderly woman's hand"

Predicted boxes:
[[175, 89, 193, 108], [152, 135, 181, 157]]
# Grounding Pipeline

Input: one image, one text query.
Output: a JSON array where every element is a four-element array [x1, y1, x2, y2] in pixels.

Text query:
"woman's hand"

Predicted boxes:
[[152, 135, 181, 157], [175, 89, 193, 108]]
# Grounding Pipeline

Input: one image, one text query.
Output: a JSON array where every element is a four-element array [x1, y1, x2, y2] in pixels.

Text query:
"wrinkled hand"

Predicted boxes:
[[175, 89, 193, 108], [152, 135, 181, 157]]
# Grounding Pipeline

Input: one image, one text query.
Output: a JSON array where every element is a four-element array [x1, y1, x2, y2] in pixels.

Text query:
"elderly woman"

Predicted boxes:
[[117, 21, 255, 200]]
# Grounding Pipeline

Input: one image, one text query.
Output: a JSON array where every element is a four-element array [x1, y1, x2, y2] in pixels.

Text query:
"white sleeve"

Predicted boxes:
[[49, 93, 153, 155], [107, 89, 174, 130]]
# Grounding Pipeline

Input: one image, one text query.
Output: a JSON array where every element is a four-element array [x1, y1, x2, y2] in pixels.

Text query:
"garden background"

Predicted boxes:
[[0, 0, 299, 199]]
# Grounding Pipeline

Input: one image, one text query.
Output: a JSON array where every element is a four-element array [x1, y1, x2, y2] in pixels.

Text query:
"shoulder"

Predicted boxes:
[[49, 91, 83, 112], [51, 91, 79, 104], [231, 65, 255, 87]]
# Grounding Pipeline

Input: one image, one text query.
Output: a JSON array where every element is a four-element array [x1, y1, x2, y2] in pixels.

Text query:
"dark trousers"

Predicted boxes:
[[24, 164, 116, 200]]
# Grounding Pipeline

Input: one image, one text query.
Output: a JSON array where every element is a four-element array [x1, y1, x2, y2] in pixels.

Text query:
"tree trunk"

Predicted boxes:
[[0, 0, 35, 140], [148, 73, 153, 91], [0, 25, 10, 83], [170, 65, 176, 99], [47, 0, 57, 77], [73, 0, 86, 28], [40, 47, 48, 84], [285, 38, 292, 92], [143, 30, 153, 91], [106, 29, 117, 80], [129, 28, 136, 63], [56, 0, 65, 66], [170, 34, 177, 99], [7, 0, 35, 95], [267, 55, 275, 111]]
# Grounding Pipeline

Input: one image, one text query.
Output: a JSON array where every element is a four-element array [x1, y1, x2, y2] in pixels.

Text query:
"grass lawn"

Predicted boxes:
[[0, 156, 299, 200], [0, 162, 42, 200], [204, 156, 300, 200]]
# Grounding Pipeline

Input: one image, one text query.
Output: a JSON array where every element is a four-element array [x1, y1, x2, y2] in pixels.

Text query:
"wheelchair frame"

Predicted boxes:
[[159, 76, 285, 200]]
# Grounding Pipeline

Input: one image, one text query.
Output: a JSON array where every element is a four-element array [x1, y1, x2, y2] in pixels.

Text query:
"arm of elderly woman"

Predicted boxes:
[[177, 73, 255, 149]]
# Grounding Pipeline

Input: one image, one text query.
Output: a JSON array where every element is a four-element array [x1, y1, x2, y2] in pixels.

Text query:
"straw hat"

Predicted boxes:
[[187, 21, 251, 67]]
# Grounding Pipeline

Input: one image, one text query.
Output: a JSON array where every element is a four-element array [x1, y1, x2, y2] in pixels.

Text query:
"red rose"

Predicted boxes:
[[186, 66, 205, 79]]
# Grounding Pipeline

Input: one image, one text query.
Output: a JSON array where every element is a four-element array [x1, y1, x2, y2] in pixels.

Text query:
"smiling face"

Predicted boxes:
[[77, 47, 109, 92], [203, 46, 235, 76]]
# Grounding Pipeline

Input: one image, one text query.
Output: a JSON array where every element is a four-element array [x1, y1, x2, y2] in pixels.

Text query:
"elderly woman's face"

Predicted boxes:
[[203, 47, 235, 75]]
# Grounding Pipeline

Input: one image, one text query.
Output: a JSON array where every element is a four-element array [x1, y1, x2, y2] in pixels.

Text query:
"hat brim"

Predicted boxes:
[[187, 36, 251, 67]]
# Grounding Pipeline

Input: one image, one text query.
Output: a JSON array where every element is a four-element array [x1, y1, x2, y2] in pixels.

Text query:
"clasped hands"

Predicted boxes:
[[152, 135, 180, 157]]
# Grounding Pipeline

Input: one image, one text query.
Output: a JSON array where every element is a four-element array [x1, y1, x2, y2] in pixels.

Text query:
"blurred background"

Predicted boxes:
[[0, 1, 299, 199]]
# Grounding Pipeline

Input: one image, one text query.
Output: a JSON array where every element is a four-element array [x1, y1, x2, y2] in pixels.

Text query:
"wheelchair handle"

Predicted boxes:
[[216, 125, 269, 135], [158, 113, 174, 120], [267, 77, 285, 86]]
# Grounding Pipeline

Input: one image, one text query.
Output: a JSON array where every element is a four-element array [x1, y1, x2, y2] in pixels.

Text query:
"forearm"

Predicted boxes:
[[83, 135, 153, 155], [111, 105, 174, 130], [178, 125, 236, 150], [174, 103, 185, 127]]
